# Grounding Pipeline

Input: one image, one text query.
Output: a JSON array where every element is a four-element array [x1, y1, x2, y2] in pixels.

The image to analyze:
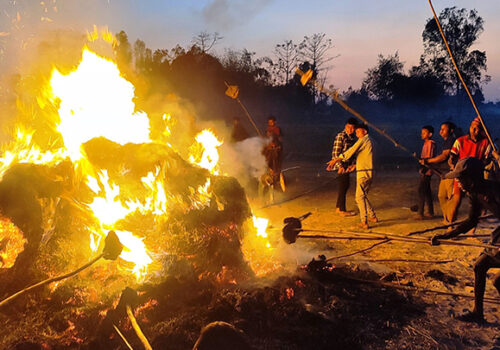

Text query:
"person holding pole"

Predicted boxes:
[[432, 157, 500, 323], [328, 124, 377, 229], [328, 117, 358, 216], [448, 117, 492, 224], [420, 122, 456, 224]]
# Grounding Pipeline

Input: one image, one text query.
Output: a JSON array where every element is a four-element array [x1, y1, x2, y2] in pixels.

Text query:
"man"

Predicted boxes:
[[416, 125, 436, 219], [328, 117, 358, 216], [421, 122, 456, 223], [230, 117, 249, 143], [327, 124, 377, 229], [448, 117, 492, 223], [432, 157, 500, 323], [261, 116, 283, 200]]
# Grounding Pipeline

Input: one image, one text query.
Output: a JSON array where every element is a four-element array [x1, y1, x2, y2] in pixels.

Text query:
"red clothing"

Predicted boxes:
[[451, 135, 491, 195], [450, 135, 491, 161], [420, 139, 436, 175], [266, 125, 282, 139]]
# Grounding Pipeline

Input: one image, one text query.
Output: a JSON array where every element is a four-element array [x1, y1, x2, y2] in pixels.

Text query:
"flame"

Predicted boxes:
[[189, 129, 222, 175], [0, 125, 67, 179], [0, 217, 26, 268], [241, 216, 277, 276], [114, 230, 152, 279], [252, 216, 271, 248], [47, 48, 155, 279], [50, 48, 151, 162]]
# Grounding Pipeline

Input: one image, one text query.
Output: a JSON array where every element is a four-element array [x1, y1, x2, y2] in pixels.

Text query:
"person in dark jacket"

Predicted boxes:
[[432, 157, 500, 323]]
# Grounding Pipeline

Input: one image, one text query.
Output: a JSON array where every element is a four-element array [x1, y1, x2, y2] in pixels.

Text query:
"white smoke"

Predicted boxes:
[[220, 136, 268, 189], [202, 0, 274, 30]]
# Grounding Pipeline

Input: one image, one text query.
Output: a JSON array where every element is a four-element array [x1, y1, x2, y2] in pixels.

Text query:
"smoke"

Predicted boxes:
[[220, 136, 268, 189], [202, 0, 274, 30]]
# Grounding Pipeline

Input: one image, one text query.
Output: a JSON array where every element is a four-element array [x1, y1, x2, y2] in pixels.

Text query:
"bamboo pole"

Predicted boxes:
[[0, 253, 103, 308], [428, 0, 496, 151], [126, 305, 152, 350]]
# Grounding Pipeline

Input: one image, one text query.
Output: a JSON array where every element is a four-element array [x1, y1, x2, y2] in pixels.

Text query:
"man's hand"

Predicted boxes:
[[337, 166, 346, 174], [493, 150, 500, 161], [419, 159, 425, 166], [346, 164, 356, 173], [326, 159, 339, 171]]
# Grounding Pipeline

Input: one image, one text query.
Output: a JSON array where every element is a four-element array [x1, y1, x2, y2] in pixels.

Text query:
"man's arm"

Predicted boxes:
[[425, 149, 450, 164], [432, 196, 481, 244], [339, 137, 364, 162], [331, 133, 343, 159]]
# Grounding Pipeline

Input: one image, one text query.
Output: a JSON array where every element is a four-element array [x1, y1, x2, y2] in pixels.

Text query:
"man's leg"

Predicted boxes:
[[449, 180, 463, 223], [355, 177, 367, 225], [336, 173, 349, 212], [469, 254, 500, 319], [424, 175, 434, 216], [438, 178, 453, 223], [417, 175, 426, 216]]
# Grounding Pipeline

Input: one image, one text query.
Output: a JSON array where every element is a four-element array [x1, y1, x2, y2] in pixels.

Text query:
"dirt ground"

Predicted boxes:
[[251, 163, 500, 349]]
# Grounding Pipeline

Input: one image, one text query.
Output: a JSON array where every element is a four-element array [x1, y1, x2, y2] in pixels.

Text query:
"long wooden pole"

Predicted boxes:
[[428, 0, 496, 151]]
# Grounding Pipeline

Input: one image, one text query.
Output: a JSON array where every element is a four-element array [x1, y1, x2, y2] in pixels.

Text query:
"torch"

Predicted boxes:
[[0, 230, 123, 308]]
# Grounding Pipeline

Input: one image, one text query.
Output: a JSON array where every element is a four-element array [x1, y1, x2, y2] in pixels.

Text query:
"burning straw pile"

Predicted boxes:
[[0, 35, 271, 348]]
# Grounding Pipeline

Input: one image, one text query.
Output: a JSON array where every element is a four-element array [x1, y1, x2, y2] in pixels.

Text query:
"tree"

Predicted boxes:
[[192, 31, 223, 53], [115, 30, 132, 67], [273, 40, 299, 85], [298, 33, 337, 99], [361, 52, 405, 101], [420, 7, 490, 96], [299, 33, 335, 72]]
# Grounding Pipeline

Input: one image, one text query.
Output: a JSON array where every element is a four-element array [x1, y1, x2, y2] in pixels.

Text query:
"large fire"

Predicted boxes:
[[50, 48, 151, 162], [0, 39, 276, 284]]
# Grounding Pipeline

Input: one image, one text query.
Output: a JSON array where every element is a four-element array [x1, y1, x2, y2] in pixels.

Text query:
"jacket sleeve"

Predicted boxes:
[[339, 137, 363, 162]]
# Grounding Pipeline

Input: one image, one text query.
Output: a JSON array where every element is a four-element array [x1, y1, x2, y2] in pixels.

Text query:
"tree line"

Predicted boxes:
[[112, 7, 498, 160]]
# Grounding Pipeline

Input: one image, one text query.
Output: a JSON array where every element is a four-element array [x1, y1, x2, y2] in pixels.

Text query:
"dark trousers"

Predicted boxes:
[[336, 173, 350, 212], [418, 174, 433, 215]]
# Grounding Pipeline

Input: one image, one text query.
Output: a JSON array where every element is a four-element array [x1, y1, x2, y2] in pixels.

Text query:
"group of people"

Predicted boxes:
[[327, 115, 500, 323], [416, 117, 493, 225]]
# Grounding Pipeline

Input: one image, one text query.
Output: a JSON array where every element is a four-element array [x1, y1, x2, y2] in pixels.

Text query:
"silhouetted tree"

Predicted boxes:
[[192, 31, 223, 53], [299, 33, 336, 99], [420, 7, 490, 96], [362, 52, 405, 101], [115, 30, 132, 67], [273, 40, 299, 85]]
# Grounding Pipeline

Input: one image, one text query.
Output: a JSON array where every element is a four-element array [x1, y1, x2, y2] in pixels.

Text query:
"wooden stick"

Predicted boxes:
[[428, 0, 496, 151], [365, 258, 453, 264], [298, 229, 500, 250], [326, 240, 390, 261], [332, 270, 500, 305], [126, 305, 152, 350], [113, 324, 134, 350], [0, 253, 104, 308]]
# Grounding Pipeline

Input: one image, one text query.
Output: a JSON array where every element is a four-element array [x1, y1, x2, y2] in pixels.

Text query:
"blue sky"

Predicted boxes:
[[1, 0, 500, 101]]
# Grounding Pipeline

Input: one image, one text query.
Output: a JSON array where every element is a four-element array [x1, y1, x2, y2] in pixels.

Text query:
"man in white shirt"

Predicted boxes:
[[327, 124, 377, 229]]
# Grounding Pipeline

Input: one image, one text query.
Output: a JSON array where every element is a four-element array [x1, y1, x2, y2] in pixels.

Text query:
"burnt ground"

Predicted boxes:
[[252, 162, 500, 349], [0, 165, 499, 349]]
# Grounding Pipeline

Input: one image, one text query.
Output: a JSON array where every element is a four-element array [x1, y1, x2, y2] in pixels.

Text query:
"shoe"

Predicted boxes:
[[339, 211, 356, 217], [456, 310, 485, 324], [359, 222, 369, 230], [424, 213, 434, 219], [368, 217, 379, 223], [414, 214, 425, 220]]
